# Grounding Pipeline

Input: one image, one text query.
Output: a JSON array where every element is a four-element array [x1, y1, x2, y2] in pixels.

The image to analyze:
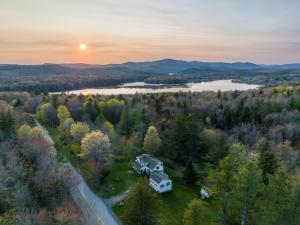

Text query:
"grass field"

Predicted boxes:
[[99, 162, 140, 198]]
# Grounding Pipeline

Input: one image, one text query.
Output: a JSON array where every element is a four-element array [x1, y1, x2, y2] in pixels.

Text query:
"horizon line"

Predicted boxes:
[[1, 58, 300, 66]]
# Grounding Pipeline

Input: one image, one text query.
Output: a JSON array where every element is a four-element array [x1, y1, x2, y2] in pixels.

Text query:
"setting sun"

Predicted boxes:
[[79, 44, 87, 51]]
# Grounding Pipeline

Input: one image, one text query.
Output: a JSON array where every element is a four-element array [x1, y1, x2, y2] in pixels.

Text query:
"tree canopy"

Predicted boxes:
[[80, 130, 112, 163], [123, 178, 161, 225], [143, 125, 161, 154]]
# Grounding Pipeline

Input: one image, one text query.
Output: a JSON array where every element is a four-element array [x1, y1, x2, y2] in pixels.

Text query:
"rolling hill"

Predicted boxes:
[[1, 59, 300, 93]]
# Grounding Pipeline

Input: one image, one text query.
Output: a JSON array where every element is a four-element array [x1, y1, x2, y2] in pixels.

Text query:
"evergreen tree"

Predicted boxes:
[[154, 98, 162, 113], [119, 104, 132, 137], [134, 109, 149, 138], [217, 89, 221, 99], [165, 114, 200, 163], [183, 159, 198, 185], [99, 98, 124, 124], [82, 98, 98, 122], [257, 139, 279, 184], [201, 129, 229, 165], [123, 178, 161, 225]]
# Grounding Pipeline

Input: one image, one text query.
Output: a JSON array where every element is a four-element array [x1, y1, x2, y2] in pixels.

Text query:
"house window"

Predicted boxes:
[[166, 182, 170, 186], [160, 184, 165, 188]]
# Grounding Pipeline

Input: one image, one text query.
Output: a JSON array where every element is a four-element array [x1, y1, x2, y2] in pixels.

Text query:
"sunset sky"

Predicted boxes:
[[1, 0, 300, 64]]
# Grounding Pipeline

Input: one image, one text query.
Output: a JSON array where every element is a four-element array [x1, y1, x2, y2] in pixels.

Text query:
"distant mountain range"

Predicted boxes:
[[105, 59, 262, 74], [62, 59, 300, 74], [1, 59, 300, 76]]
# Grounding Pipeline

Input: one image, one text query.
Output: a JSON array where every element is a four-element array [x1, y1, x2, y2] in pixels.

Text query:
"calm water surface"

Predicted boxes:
[[57, 80, 261, 95]]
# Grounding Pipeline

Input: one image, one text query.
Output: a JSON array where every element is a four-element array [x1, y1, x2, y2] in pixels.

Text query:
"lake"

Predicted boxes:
[[56, 80, 261, 95]]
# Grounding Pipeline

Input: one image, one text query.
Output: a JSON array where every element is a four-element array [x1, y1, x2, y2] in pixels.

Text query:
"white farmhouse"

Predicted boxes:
[[150, 171, 172, 193], [133, 154, 164, 175], [133, 154, 173, 193]]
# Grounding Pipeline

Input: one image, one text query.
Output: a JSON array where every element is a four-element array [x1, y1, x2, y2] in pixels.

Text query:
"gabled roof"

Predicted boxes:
[[133, 161, 143, 171], [139, 154, 162, 170], [150, 171, 170, 184]]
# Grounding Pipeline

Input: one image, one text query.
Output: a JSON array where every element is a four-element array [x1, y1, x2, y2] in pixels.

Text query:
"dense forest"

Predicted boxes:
[[1, 83, 300, 224], [0, 100, 83, 224], [1, 60, 300, 93]]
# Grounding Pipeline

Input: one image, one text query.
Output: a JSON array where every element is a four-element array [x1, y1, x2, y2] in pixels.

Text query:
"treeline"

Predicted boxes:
[[0, 99, 82, 224], [2, 63, 300, 94], [0, 66, 150, 93]]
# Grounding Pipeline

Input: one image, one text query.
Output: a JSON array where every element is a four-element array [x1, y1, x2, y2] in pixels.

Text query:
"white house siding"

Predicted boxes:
[[150, 179, 172, 193], [150, 180, 161, 192]]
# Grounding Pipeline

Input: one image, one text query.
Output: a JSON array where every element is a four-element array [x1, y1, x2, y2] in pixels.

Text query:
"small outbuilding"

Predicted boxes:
[[200, 188, 210, 199], [149, 171, 172, 193]]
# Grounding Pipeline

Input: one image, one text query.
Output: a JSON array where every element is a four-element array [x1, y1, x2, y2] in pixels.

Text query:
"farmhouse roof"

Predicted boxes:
[[133, 161, 143, 170], [150, 171, 170, 184], [140, 154, 162, 170]]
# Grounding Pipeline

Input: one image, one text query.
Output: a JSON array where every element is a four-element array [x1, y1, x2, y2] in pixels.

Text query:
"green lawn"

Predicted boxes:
[[99, 162, 140, 198], [113, 166, 201, 225]]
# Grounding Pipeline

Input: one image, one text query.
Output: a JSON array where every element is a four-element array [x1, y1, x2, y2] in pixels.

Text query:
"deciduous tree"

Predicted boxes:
[[37, 103, 58, 127], [57, 105, 71, 124], [143, 126, 161, 154], [80, 130, 111, 163], [235, 160, 263, 225], [70, 122, 90, 144]]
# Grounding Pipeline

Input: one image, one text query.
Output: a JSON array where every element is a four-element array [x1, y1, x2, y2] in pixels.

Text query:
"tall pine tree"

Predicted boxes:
[[123, 178, 161, 225], [257, 139, 279, 184], [183, 159, 198, 185], [165, 114, 200, 163]]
